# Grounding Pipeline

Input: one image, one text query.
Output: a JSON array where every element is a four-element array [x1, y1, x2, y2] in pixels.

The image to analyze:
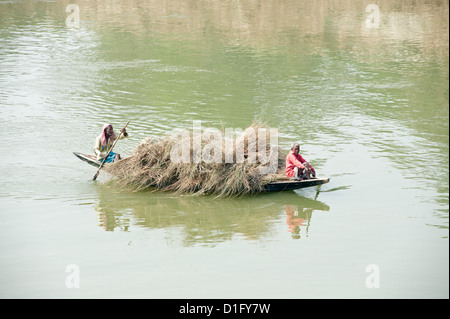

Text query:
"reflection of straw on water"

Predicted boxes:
[[93, 185, 331, 244], [105, 122, 283, 197]]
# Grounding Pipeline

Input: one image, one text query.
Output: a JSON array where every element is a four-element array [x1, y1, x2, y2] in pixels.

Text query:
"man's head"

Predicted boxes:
[[291, 143, 300, 155]]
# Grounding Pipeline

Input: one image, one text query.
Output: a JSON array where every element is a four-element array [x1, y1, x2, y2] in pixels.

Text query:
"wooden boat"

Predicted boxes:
[[260, 175, 330, 192], [73, 152, 330, 192], [74, 152, 110, 168]]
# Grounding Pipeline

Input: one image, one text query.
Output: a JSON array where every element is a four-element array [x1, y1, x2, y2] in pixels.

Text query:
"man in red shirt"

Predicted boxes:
[[285, 143, 315, 180]]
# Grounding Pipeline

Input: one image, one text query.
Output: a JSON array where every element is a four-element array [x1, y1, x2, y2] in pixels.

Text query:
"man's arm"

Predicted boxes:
[[94, 136, 107, 159], [114, 129, 128, 141], [299, 154, 316, 174], [288, 153, 305, 169]]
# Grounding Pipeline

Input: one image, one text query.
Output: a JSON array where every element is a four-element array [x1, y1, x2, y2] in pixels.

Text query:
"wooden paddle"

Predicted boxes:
[[93, 121, 130, 181]]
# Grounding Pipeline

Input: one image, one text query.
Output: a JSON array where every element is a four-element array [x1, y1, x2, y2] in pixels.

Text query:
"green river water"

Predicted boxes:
[[0, 0, 448, 298]]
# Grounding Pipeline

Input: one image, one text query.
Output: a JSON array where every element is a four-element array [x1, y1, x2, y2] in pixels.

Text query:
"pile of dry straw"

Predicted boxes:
[[105, 123, 284, 197]]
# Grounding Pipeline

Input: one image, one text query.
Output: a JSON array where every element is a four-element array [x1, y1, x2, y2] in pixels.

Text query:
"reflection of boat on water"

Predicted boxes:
[[73, 152, 330, 192], [93, 185, 331, 245]]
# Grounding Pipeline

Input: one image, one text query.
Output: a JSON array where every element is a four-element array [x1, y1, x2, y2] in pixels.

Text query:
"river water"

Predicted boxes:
[[0, 0, 448, 298]]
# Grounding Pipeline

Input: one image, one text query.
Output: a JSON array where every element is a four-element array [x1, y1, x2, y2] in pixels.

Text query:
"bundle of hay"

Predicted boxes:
[[106, 122, 283, 197]]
